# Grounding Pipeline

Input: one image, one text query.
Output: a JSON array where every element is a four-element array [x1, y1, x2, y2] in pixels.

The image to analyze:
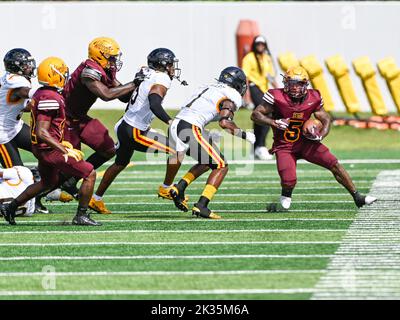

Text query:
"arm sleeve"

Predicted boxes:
[[148, 93, 171, 124]]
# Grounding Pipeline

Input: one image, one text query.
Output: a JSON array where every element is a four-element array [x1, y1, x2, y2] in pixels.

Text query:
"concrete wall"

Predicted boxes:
[[1, 1, 399, 112]]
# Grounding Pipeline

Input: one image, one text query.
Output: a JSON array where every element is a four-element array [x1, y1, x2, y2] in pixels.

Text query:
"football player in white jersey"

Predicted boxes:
[[89, 48, 186, 214], [0, 166, 35, 217], [0, 49, 36, 168], [0, 49, 73, 213], [160, 67, 256, 219]]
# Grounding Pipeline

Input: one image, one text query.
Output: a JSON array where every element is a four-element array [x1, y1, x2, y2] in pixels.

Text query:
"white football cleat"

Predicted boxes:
[[280, 196, 292, 210], [254, 146, 273, 160], [365, 195, 377, 205]]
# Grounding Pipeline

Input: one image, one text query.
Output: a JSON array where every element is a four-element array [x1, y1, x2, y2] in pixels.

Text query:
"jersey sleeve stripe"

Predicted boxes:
[[263, 95, 274, 104], [37, 106, 59, 110]]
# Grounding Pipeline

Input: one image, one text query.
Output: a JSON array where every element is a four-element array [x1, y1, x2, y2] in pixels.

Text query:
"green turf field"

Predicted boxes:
[[0, 110, 399, 300]]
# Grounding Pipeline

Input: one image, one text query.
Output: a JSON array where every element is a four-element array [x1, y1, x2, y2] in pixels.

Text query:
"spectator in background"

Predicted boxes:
[[242, 35, 277, 160]]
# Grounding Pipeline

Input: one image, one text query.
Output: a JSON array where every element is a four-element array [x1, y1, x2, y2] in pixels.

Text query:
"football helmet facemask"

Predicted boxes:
[[4, 48, 36, 78], [283, 66, 309, 99]]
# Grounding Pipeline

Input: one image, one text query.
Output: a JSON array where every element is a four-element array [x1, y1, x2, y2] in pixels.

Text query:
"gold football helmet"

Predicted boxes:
[[283, 66, 310, 99], [37, 57, 69, 90], [88, 37, 122, 71]]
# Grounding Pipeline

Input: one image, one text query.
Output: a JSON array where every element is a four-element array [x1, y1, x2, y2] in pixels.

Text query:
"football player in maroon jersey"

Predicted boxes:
[[61, 37, 143, 198], [0, 57, 100, 226], [251, 66, 376, 211]]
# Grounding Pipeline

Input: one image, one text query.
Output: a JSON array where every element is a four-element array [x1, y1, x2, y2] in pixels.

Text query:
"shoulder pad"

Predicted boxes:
[[81, 67, 102, 81], [5, 73, 31, 89]]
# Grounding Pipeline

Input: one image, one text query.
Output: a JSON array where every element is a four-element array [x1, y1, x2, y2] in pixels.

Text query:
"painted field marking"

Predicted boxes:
[[47, 200, 356, 206], [27, 159, 400, 167], [0, 289, 318, 296], [312, 170, 400, 300], [12, 218, 353, 224], [0, 241, 341, 247], [0, 229, 347, 235], [0, 254, 334, 261], [0, 270, 326, 277]]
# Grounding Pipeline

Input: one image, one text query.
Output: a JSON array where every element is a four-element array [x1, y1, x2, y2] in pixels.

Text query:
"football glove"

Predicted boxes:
[[245, 132, 256, 144], [274, 119, 289, 130], [61, 141, 84, 162], [133, 66, 149, 87]]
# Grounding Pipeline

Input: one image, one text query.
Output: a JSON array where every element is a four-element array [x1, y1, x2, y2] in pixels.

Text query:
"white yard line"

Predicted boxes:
[[0, 288, 318, 296], [109, 180, 372, 185], [0, 241, 341, 247], [312, 170, 400, 300], [0, 229, 347, 235], [13, 218, 353, 224], [24, 159, 400, 166], [47, 200, 356, 206], [99, 193, 353, 198], [0, 270, 326, 277], [0, 254, 334, 261]]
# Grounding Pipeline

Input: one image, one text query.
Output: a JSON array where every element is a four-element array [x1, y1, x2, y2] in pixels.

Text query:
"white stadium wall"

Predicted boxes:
[[1, 1, 399, 112]]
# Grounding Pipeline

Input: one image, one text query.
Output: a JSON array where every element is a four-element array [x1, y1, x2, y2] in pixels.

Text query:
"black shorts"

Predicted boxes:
[[174, 119, 226, 170], [0, 123, 32, 168], [114, 119, 176, 166]]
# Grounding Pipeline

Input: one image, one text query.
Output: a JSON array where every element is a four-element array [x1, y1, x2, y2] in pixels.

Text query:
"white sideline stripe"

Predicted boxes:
[[312, 170, 400, 300], [0, 229, 346, 235], [14, 218, 353, 224], [0, 289, 317, 296], [0, 270, 326, 277], [24, 159, 400, 166], [0, 254, 334, 261], [48, 200, 356, 206], [0, 241, 341, 247]]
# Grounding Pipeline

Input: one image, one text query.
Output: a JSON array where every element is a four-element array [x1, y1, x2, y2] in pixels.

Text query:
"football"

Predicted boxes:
[[302, 118, 323, 139]]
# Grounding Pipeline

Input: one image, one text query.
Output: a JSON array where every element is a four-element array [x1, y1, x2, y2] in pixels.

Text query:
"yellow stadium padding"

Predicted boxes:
[[352, 56, 388, 116], [300, 55, 335, 112], [325, 55, 361, 114], [278, 52, 300, 72], [377, 57, 400, 113]]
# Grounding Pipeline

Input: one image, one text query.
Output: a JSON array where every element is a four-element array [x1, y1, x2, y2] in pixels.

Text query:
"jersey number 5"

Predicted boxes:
[[284, 119, 304, 143]]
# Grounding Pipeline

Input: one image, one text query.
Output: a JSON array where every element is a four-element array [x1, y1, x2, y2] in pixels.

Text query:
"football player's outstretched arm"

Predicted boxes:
[[314, 107, 331, 139], [82, 77, 136, 102], [251, 101, 275, 127], [148, 84, 172, 125], [219, 100, 255, 144]]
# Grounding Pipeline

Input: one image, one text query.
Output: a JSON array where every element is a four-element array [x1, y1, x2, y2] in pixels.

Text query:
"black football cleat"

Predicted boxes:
[[192, 203, 221, 219], [353, 192, 377, 208], [61, 178, 79, 200], [72, 213, 102, 226], [170, 185, 189, 212], [35, 196, 51, 214], [0, 203, 17, 225]]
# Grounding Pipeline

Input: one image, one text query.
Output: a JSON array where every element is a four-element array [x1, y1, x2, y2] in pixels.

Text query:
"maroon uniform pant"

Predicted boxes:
[[64, 117, 115, 153], [275, 140, 338, 188], [33, 148, 93, 188]]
